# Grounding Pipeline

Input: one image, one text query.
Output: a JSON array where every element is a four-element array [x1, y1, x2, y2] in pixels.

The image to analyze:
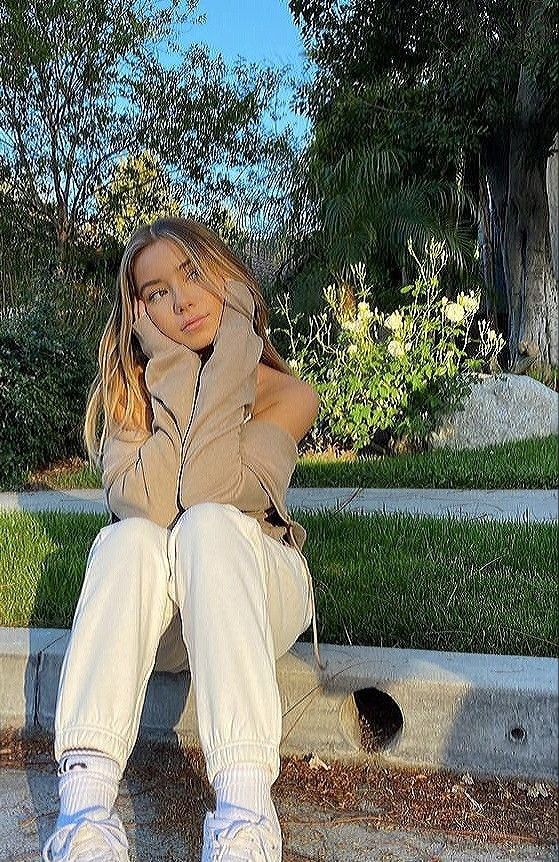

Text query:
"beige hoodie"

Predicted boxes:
[[101, 278, 324, 670]]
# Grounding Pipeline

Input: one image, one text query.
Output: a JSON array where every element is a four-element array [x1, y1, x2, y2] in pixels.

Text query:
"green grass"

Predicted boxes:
[[14, 433, 559, 492], [297, 434, 558, 489], [1, 508, 556, 658]]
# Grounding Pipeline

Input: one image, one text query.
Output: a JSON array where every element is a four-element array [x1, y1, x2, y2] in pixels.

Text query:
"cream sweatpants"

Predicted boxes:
[[53, 502, 313, 785]]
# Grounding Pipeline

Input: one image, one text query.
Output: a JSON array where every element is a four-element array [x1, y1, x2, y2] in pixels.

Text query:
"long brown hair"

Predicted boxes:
[[83, 217, 296, 471]]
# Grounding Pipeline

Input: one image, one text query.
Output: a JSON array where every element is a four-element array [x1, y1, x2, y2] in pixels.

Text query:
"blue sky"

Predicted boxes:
[[168, 0, 314, 141], [195, 0, 307, 70]]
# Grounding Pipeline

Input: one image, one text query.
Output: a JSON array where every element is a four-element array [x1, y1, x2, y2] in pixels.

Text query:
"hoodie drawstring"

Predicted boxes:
[[288, 525, 327, 672]]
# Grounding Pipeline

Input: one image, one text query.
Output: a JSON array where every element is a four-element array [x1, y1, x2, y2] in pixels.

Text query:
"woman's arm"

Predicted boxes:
[[101, 314, 200, 528], [253, 363, 321, 446], [103, 280, 281, 526], [176, 282, 321, 517]]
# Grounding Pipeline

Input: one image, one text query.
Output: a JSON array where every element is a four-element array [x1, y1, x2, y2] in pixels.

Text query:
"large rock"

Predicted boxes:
[[427, 372, 558, 451]]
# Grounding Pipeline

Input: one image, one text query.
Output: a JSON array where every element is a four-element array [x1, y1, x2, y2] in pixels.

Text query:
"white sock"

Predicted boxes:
[[213, 763, 276, 823], [55, 748, 122, 830]]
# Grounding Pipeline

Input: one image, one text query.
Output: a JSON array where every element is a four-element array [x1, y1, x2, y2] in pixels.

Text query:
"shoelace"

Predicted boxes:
[[211, 816, 280, 862], [42, 811, 129, 862]]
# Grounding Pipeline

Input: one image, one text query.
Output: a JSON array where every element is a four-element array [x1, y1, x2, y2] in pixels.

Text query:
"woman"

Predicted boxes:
[[42, 217, 325, 862]]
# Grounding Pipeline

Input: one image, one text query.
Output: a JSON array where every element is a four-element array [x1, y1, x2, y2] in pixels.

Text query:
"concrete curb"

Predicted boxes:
[[1, 626, 557, 782]]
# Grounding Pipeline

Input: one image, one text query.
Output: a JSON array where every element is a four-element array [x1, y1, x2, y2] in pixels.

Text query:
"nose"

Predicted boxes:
[[172, 281, 194, 314]]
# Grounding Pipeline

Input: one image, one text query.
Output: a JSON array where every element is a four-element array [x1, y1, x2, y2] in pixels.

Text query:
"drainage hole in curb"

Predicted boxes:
[[354, 687, 403, 752], [509, 726, 528, 743]]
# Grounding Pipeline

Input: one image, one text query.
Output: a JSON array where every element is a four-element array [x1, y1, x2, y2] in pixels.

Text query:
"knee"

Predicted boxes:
[[169, 504, 262, 597], [97, 516, 164, 548], [175, 503, 243, 532], [89, 517, 168, 582], [171, 502, 252, 548]]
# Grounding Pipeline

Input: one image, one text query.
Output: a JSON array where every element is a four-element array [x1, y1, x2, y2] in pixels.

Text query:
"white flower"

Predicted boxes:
[[457, 291, 479, 313], [357, 301, 373, 320], [444, 302, 466, 323], [341, 318, 360, 333], [387, 339, 406, 358], [385, 310, 403, 331]]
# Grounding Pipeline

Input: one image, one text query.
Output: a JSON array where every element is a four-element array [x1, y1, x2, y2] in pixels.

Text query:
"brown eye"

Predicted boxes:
[[148, 288, 167, 302]]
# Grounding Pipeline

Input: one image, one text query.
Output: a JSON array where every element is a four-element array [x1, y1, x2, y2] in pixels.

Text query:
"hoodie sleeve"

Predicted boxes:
[[176, 278, 276, 512], [101, 313, 201, 529]]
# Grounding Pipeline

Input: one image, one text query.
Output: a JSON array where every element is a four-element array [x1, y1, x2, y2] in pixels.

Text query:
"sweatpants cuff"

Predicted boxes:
[[55, 725, 128, 776], [205, 740, 280, 786]]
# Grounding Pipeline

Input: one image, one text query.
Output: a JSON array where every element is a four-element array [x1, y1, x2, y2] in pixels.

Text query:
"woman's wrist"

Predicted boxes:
[[132, 313, 187, 359]]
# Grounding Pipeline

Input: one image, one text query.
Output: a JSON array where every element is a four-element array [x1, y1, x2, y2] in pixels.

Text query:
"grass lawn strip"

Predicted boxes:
[[1, 508, 556, 658]]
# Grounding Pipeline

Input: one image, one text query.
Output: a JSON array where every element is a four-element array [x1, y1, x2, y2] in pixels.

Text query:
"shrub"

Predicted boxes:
[[279, 238, 506, 455], [0, 299, 96, 489]]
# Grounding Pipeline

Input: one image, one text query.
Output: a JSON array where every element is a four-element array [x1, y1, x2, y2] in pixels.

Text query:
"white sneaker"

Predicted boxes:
[[201, 806, 282, 861], [42, 808, 130, 861]]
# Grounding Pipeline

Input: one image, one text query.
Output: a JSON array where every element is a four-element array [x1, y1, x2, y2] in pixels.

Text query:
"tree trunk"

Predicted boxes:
[[483, 66, 558, 371], [547, 131, 559, 295], [478, 158, 508, 340]]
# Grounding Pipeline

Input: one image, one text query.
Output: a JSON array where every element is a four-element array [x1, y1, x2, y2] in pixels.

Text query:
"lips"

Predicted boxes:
[[181, 314, 208, 331]]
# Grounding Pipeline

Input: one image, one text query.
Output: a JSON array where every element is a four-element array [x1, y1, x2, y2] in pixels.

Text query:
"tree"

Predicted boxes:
[[288, 0, 558, 370], [0, 0, 297, 275], [94, 150, 183, 247]]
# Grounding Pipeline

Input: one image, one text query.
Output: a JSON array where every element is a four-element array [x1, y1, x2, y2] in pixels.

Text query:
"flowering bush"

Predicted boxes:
[[277, 238, 506, 455]]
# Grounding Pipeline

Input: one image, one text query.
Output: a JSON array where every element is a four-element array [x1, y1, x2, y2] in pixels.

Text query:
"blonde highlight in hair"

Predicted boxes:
[[83, 217, 296, 472]]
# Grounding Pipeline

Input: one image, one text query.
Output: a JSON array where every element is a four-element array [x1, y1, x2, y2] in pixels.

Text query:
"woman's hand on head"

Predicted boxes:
[[133, 295, 147, 323]]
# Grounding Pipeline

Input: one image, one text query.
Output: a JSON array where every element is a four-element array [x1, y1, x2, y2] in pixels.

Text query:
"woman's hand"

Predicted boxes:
[[133, 295, 147, 323], [131, 295, 181, 359]]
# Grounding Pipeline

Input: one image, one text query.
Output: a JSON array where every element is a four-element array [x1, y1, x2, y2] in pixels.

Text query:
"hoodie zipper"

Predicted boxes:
[[176, 355, 203, 515]]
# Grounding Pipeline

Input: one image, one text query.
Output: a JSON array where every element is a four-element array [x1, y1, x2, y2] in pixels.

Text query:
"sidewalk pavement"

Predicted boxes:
[[2, 736, 557, 862], [0, 486, 557, 521]]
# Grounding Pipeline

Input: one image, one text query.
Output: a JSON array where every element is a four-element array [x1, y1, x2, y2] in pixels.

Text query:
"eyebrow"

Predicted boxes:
[[138, 260, 190, 295]]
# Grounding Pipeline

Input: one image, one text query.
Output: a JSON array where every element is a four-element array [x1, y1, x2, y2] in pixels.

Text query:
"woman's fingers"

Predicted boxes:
[[132, 295, 147, 322]]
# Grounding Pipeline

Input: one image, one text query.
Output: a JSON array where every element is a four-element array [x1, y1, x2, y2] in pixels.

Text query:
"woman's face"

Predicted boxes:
[[132, 237, 225, 352]]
